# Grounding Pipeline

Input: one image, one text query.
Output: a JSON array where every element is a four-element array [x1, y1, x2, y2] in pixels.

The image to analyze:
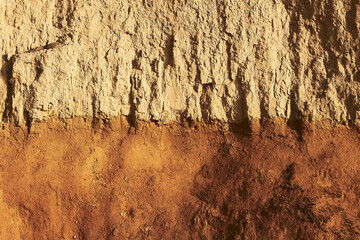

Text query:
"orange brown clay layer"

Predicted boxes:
[[0, 117, 359, 239]]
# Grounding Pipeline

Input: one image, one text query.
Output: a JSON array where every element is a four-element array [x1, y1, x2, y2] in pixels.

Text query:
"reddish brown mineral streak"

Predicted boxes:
[[0, 118, 359, 239]]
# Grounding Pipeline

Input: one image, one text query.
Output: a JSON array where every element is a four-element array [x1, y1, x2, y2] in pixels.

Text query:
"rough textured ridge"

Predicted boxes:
[[1, 0, 360, 126]]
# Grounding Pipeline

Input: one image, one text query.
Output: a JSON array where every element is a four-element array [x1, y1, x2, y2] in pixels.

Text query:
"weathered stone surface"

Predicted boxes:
[[1, 0, 360, 125]]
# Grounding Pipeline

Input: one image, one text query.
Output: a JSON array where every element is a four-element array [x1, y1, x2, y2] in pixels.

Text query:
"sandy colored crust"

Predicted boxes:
[[1, 0, 360, 126], [0, 117, 359, 239]]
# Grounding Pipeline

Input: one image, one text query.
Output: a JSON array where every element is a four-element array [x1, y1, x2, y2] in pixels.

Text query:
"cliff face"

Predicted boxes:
[[1, 0, 360, 127], [1, 1, 360, 240]]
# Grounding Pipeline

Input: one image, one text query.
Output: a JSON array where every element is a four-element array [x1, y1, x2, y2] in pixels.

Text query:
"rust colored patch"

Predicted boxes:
[[0, 117, 359, 239]]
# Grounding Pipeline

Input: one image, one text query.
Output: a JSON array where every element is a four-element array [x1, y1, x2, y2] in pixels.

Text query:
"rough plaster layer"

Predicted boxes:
[[1, 0, 360, 125]]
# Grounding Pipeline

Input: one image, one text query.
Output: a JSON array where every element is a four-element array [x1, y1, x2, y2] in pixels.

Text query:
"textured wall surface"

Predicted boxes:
[[2, 2, 360, 239], [1, 0, 360, 126]]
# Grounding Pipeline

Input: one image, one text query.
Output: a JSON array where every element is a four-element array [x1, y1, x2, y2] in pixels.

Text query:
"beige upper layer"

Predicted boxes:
[[0, 0, 359, 125]]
